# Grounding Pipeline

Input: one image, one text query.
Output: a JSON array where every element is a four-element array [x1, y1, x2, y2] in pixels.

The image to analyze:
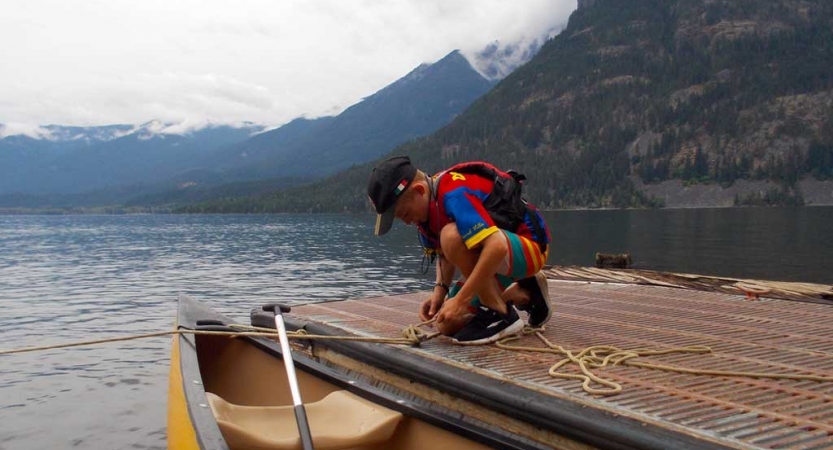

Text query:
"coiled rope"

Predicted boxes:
[[496, 326, 833, 395], [2, 321, 831, 396]]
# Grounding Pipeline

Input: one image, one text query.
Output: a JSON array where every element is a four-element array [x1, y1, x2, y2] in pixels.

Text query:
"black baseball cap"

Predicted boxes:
[[367, 156, 417, 236]]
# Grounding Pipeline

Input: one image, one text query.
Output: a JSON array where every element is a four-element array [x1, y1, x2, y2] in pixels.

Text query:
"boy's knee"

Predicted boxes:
[[439, 224, 465, 252]]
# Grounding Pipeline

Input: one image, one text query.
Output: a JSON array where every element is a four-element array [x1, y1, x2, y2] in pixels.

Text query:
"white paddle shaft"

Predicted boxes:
[[274, 313, 303, 406]]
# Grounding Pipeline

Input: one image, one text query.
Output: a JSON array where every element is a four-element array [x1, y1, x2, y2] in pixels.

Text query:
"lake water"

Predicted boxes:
[[0, 209, 830, 450]]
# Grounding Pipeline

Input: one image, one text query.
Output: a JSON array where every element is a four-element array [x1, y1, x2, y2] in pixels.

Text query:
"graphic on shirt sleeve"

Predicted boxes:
[[442, 187, 498, 249]]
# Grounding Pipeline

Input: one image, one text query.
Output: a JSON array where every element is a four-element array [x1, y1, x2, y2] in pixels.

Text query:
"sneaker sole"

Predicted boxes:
[[529, 271, 552, 328], [452, 317, 525, 346]]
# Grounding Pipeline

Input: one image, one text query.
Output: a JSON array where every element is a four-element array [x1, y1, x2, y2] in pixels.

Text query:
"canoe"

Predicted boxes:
[[167, 294, 535, 450]]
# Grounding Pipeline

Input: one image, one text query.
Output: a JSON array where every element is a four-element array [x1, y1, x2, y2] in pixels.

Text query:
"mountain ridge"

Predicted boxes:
[[180, 0, 833, 213], [0, 123, 264, 195], [199, 50, 497, 182], [1, 46, 526, 208]]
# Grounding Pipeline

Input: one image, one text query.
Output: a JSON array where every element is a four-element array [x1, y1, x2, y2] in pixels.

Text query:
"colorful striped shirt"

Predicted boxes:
[[418, 167, 550, 253]]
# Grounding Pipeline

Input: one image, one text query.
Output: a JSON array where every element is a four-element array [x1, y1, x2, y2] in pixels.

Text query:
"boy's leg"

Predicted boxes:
[[498, 231, 552, 328], [434, 225, 550, 338], [493, 230, 551, 327], [495, 230, 548, 281], [434, 224, 511, 336], [448, 229, 547, 310], [437, 225, 530, 344], [514, 272, 552, 327]]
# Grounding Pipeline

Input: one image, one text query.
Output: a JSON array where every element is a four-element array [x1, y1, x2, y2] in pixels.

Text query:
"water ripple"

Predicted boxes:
[[0, 214, 430, 450]]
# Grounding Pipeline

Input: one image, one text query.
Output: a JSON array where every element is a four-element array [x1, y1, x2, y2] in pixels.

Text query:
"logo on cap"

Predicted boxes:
[[394, 180, 409, 196]]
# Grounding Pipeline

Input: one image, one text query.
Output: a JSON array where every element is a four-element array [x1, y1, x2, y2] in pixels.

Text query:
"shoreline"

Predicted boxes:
[[3, 203, 833, 215], [3, 177, 831, 215]]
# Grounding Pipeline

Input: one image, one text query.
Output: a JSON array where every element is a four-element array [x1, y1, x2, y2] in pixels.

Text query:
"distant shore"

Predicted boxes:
[[635, 178, 833, 208], [2, 177, 832, 215], [4, 203, 833, 216]]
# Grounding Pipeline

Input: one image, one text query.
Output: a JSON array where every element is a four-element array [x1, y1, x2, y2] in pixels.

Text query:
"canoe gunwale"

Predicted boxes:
[[284, 317, 737, 450], [174, 294, 238, 450], [174, 331, 232, 450], [174, 294, 545, 450]]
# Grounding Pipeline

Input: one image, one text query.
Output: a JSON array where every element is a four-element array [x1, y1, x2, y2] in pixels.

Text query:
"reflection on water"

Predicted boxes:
[[0, 209, 830, 449]]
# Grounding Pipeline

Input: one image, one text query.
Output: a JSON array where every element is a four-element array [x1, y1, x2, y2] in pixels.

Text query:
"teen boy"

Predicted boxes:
[[367, 156, 552, 345]]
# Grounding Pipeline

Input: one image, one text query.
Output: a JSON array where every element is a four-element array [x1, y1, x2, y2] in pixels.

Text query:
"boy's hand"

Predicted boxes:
[[435, 297, 476, 335], [419, 292, 445, 321], [435, 296, 472, 325]]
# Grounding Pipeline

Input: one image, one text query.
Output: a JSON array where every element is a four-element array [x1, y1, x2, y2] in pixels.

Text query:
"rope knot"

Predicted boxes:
[[401, 325, 427, 346], [400, 318, 440, 346]]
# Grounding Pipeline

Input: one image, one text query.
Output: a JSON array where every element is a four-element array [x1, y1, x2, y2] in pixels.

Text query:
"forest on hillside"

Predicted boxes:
[[181, 0, 833, 213]]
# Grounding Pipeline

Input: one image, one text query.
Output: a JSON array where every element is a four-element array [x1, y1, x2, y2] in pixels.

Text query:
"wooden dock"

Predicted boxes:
[[287, 268, 833, 449]]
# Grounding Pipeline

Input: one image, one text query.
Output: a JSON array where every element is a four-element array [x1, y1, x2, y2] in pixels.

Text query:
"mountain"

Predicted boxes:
[[131, 46, 548, 209], [127, 50, 498, 208], [419, 0, 833, 208], [1, 49, 506, 208], [0, 124, 135, 194], [184, 0, 833, 212], [466, 27, 563, 81], [0, 122, 264, 197], [0, 123, 135, 144], [199, 50, 497, 182], [200, 117, 336, 175]]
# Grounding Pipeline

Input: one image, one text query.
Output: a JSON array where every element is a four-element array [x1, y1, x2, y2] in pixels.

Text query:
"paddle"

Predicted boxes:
[[263, 304, 315, 450]]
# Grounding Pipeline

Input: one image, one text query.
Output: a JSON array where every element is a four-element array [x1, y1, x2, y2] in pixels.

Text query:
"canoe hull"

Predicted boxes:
[[167, 333, 201, 450]]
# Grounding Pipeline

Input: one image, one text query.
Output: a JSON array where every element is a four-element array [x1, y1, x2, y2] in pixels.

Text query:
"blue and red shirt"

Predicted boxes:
[[417, 164, 550, 253]]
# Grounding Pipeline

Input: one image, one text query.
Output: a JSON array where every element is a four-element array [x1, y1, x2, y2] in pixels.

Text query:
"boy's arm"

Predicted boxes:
[[436, 253, 456, 289], [420, 254, 455, 321]]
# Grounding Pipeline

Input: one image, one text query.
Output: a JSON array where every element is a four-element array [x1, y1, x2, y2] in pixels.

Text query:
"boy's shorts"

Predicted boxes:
[[448, 229, 549, 304]]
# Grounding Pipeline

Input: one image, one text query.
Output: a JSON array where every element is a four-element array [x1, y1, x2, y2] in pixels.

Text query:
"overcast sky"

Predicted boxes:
[[1, 0, 576, 132]]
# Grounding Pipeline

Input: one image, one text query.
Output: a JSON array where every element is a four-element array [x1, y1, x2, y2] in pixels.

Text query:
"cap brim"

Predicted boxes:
[[374, 208, 396, 236]]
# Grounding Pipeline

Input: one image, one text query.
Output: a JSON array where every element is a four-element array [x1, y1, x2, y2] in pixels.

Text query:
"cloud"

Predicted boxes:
[[0, 0, 577, 129], [0, 123, 56, 140]]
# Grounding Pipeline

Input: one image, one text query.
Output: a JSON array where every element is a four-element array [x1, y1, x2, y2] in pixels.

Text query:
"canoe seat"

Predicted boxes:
[[206, 390, 403, 450]]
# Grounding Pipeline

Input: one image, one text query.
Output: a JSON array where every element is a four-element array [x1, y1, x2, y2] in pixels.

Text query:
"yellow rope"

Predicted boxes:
[[0, 322, 439, 356], [228, 323, 434, 345], [234, 320, 441, 343], [4, 320, 829, 398], [0, 330, 181, 356], [495, 326, 833, 395]]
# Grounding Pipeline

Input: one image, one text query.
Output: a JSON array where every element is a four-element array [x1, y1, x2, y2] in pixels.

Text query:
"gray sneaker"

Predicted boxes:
[[516, 272, 552, 327]]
